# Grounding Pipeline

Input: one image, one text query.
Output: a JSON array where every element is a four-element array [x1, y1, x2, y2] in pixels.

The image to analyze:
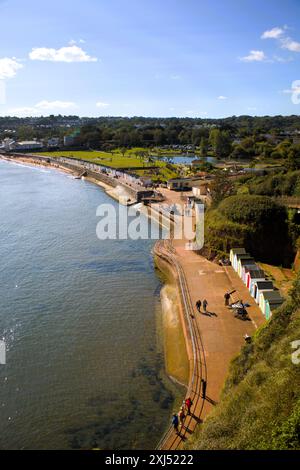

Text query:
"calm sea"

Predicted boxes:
[[0, 159, 175, 450]]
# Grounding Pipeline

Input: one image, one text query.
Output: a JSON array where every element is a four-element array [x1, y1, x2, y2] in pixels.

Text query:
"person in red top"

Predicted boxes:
[[185, 397, 193, 415]]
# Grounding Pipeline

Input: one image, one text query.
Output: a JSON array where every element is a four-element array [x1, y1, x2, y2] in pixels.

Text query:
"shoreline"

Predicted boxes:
[[0, 154, 186, 446]]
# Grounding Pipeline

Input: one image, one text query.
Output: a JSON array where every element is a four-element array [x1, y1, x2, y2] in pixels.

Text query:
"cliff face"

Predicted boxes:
[[186, 271, 300, 450]]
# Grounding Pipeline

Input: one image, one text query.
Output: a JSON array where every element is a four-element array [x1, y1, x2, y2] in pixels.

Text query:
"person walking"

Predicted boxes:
[[224, 292, 231, 306], [196, 300, 201, 313], [201, 379, 207, 400], [203, 299, 208, 313], [172, 414, 179, 434], [178, 406, 185, 428], [185, 397, 193, 415]]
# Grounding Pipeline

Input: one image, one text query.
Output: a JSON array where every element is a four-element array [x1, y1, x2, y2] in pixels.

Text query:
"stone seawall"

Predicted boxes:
[[5, 153, 155, 203]]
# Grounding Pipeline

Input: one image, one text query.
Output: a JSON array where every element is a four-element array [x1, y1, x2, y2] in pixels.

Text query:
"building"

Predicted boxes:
[[232, 253, 251, 272], [192, 183, 209, 197], [230, 248, 246, 266], [254, 280, 274, 304], [167, 177, 210, 191], [64, 135, 75, 147], [246, 268, 265, 290], [15, 141, 43, 151], [47, 137, 60, 148], [242, 263, 259, 284], [1, 138, 16, 151], [259, 291, 283, 320], [237, 257, 255, 278]]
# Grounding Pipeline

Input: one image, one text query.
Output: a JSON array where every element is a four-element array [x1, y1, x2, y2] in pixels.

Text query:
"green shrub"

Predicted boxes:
[[204, 195, 293, 265]]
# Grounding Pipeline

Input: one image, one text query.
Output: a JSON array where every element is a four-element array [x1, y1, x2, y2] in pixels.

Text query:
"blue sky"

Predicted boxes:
[[0, 0, 300, 118]]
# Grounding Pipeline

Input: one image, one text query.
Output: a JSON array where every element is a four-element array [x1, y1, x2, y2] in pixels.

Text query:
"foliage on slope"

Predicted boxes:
[[240, 170, 300, 197], [186, 272, 300, 450], [203, 194, 294, 266]]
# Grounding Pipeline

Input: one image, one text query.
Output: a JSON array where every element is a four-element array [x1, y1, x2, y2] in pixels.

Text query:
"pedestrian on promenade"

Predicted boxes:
[[172, 414, 179, 434], [201, 379, 207, 400], [185, 397, 193, 415], [196, 300, 201, 312], [224, 292, 231, 306], [178, 406, 185, 427], [203, 299, 208, 313]]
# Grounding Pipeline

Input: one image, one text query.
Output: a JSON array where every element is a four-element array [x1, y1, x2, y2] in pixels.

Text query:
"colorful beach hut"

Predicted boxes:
[[254, 280, 274, 304], [233, 253, 251, 273], [259, 291, 284, 319], [230, 248, 246, 267], [242, 263, 259, 284], [246, 269, 265, 290], [238, 257, 255, 278]]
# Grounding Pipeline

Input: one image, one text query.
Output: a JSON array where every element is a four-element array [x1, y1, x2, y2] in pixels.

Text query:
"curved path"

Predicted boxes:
[[154, 238, 265, 450], [154, 240, 207, 450]]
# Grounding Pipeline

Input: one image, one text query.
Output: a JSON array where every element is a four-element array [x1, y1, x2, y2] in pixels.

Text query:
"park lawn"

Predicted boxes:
[[37, 150, 154, 169], [36, 149, 179, 181]]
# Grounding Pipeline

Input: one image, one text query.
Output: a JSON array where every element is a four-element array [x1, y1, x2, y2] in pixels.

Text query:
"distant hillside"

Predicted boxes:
[[185, 271, 300, 450]]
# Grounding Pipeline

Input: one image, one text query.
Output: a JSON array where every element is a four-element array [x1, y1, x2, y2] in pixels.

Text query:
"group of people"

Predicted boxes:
[[195, 299, 208, 314], [171, 397, 193, 435]]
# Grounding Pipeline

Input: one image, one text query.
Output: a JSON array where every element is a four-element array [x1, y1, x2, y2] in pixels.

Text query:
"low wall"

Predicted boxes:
[[5, 153, 155, 202]]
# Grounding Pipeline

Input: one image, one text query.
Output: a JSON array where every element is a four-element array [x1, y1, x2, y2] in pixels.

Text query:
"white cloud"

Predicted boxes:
[[273, 55, 294, 63], [29, 45, 97, 63], [96, 101, 110, 108], [8, 100, 77, 117], [261, 27, 284, 39], [35, 100, 77, 110], [170, 74, 181, 80], [281, 37, 300, 52], [218, 95, 228, 100], [8, 106, 39, 117], [0, 58, 23, 79], [260, 26, 300, 53], [69, 39, 86, 46], [240, 50, 267, 62]]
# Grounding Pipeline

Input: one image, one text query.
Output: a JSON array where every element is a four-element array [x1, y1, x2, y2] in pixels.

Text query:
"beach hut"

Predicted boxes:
[[242, 263, 258, 284], [238, 257, 255, 278], [246, 269, 265, 290], [233, 253, 251, 272], [260, 291, 284, 319], [230, 248, 246, 267], [254, 280, 274, 304]]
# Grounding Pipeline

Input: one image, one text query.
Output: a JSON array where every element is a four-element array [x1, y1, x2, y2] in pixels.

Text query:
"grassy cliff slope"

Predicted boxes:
[[186, 272, 300, 450]]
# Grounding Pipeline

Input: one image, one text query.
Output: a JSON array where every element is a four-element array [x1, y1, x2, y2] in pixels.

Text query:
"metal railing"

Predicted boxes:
[[154, 240, 207, 450]]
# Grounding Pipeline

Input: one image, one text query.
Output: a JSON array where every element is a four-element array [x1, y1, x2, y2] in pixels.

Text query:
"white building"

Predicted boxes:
[[15, 141, 43, 151], [1, 138, 16, 151]]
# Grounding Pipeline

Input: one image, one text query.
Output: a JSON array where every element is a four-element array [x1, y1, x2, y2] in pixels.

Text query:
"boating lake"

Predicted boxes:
[[0, 159, 176, 450]]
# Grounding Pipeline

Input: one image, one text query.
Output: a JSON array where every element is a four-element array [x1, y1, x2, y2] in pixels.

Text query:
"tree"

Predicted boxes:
[[199, 137, 208, 158], [209, 129, 232, 159], [210, 172, 234, 205], [286, 147, 300, 171]]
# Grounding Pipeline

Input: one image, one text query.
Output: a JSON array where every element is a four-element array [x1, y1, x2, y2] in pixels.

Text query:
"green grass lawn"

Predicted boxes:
[[36, 149, 180, 181], [38, 150, 151, 168]]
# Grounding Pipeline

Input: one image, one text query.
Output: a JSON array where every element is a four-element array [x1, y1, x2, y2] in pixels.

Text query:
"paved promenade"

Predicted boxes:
[[156, 238, 265, 450]]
